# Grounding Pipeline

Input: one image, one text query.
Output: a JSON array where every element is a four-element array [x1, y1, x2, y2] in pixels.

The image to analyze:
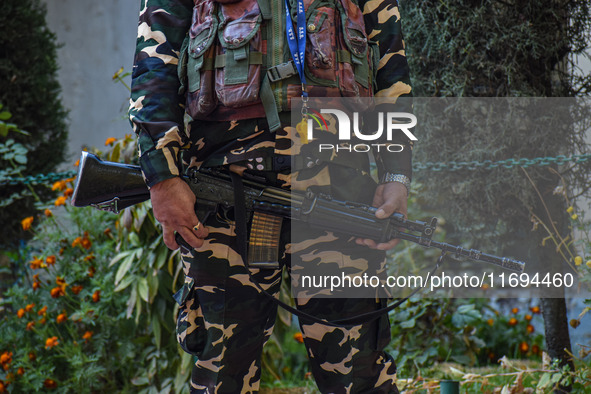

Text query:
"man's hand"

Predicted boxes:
[[355, 182, 408, 250], [150, 177, 209, 250]]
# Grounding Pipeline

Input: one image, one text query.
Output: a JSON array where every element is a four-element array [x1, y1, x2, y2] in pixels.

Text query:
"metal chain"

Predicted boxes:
[[0, 154, 590, 186], [0, 170, 78, 186], [413, 153, 591, 172]]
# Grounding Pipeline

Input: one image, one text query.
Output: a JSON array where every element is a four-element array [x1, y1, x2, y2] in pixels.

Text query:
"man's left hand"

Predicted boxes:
[[355, 182, 408, 250]]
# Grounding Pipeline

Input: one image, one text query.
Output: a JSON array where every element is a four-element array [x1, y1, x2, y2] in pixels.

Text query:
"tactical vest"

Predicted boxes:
[[178, 0, 379, 131]]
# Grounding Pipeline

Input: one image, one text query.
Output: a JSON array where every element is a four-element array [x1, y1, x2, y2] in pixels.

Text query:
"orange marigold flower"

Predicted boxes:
[[37, 306, 47, 316], [486, 318, 494, 326], [105, 137, 117, 146], [82, 331, 93, 342], [81, 238, 92, 250], [44, 209, 53, 217], [532, 344, 540, 355], [92, 290, 101, 303], [32, 281, 41, 291], [59, 247, 65, 255], [530, 306, 541, 314], [45, 336, 59, 349], [51, 180, 67, 191], [88, 266, 96, 278], [511, 307, 519, 314], [28, 352, 36, 361], [17, 367, 24, 376], [525, 314, 532, 321], [519, 341, 529, 353], [84, 254, 95, 262], [21, 216, 34, 231], [526, 324, 535, 334], [0, 352, 12, 365], [63, 188, 73, 198], [50, 287, 65, 298], [56, 313, 67, 324], [25, 303, 35, 312], [71, 237, 82, 247], [508, 317, 518, 326], [46, 255, 56, 266], [38, 317, 47, 325], [29, 257, 43, 270], [43, 378, 58, 389], [104, 228, 112, 236], [26, 321, 35, 331], [71, 285, 83, 295], [293, 332, 304, 344], [0, 380, 5, 393], [55, 276, 67, 287], [17, 308, 25, 318], [54, 196, 67, 207]]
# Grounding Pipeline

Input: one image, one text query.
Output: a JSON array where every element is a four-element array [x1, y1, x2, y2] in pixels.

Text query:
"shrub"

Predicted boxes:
[[0, 0, 68, 248]]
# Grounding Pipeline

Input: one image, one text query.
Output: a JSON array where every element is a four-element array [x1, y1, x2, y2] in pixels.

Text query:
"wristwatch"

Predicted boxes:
[[380, 172, 411, 194]]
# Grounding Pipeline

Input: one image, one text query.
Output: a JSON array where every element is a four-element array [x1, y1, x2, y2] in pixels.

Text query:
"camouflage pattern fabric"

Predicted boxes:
[[129, 0, 412, 188], [175, 161, 399, 393]]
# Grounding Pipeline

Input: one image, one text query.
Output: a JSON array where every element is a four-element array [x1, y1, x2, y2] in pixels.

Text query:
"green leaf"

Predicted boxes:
[[151, 314, 161, 350], [0, 111, 11, 120], [114, 275, 135, 292], [451, 304, 481, 328], [138, 277, 149, 303], [399, 318, 416, 328], [110, 250, 134, 267], [131, 376, 150, 386], [115, 252, 136, 284], [537, 372, 551, 389], [13, 154, 27, 164]]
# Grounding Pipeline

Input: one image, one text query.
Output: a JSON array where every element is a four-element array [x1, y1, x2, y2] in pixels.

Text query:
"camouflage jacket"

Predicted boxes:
[[129, 0, 413, 188]]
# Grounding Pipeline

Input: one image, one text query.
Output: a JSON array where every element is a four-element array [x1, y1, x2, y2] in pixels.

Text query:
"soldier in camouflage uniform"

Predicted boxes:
[[129, 0, 412, 392]]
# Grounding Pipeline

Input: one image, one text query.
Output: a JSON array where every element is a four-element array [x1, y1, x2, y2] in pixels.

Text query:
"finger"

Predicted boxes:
[[162, 225, 179, 250], [191, 221, 209, 239], [178, 226, 205, 250], [376, 239, 400, 251], [363, 238, 378, 249], [375, 200, 396, 219]]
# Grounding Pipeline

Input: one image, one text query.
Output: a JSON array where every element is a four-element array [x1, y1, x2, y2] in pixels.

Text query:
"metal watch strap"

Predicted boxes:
[[380, 173, 411, 194]]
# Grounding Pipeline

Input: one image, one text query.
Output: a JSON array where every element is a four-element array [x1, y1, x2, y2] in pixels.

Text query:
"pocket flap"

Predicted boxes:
[[189, 10, 218, 58], [220, 13, 262, 49], [344, 23, 368, 58]]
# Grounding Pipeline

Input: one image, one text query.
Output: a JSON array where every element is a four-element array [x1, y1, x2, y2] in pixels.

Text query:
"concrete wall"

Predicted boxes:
[[43, 0, 140, 164]]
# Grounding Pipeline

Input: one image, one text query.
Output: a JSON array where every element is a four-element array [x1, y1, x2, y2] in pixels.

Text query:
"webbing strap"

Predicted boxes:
[[212, 52, 264, 68], [260, 75, 282, 131], [257, 0, 272, 19]]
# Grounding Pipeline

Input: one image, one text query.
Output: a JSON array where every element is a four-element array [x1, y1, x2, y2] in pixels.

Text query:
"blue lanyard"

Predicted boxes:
[[284, 0, 307, 97]]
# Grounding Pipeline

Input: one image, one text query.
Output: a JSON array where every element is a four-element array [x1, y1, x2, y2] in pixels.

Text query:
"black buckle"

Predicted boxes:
[[267, 61, 297, 83]]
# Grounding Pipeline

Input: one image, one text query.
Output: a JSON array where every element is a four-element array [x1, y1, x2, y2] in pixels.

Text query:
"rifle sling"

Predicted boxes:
[[228, 172, 444, 328]]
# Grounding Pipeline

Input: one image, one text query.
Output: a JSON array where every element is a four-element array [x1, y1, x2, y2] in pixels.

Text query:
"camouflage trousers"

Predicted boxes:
[[174, 164, 399, 394]]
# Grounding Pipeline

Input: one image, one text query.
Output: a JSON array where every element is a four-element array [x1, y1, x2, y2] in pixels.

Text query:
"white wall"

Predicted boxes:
[[43, 0, 140, 165]]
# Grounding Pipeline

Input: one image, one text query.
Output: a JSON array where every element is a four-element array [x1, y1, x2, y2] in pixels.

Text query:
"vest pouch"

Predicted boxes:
[[182, 1, 219, 120], [304, 6, 338, 88], [215, 1, 263, 108], [336, 0, 372, 98]]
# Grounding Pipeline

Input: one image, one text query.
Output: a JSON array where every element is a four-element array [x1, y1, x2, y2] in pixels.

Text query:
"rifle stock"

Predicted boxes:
[[71, 151, 150, 212]]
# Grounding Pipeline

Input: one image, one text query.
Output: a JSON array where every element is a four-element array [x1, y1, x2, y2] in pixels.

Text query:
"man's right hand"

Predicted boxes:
[[149, 177, 209, 250]]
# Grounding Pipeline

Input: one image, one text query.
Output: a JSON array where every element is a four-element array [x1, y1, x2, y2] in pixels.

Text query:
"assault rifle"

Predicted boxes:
[[71, 152, 525, 273]]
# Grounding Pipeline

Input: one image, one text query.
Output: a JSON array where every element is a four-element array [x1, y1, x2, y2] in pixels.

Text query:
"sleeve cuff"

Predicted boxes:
[[139, 147, 182, 188]]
